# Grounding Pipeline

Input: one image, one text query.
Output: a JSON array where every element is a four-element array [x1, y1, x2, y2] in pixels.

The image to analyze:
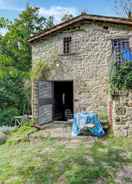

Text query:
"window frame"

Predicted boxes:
[[63, 36, 72, 55], [112, 38, 129, 64]]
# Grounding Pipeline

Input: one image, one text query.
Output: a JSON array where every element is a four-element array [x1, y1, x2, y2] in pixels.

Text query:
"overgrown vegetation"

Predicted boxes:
[[31, 49, 59, 80], [0, 6, 54, 125], [0, 124, 132, 183], [32, 60, 50, 80], [0, 8, 76, 125], [110, 60, 132, 93]]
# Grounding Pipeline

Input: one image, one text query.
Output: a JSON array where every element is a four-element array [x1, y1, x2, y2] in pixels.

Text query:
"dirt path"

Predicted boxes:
[[29, 121, 96, 147]]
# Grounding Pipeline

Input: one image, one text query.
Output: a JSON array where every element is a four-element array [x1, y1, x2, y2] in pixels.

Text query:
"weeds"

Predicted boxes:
[[0, 126, 132, 183]]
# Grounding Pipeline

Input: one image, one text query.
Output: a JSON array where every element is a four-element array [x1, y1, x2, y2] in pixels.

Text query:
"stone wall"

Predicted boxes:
[[112, 91, 132, 137], [31, 21, 132, 120]]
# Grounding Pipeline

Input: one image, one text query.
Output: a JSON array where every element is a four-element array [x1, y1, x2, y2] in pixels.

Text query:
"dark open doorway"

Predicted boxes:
[[53, 81, 73, 121]]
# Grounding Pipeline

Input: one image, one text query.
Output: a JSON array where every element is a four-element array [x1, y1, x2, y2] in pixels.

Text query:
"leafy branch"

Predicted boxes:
[[109, 60, 132, 93]]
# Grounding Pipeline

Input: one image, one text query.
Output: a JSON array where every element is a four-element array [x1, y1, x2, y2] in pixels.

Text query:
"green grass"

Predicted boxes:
[[0, 124, 132, 184]]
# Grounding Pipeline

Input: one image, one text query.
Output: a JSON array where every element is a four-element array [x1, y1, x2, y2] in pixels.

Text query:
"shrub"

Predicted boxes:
[[0, 107, 19, 126], [110, 61, 132, 92]]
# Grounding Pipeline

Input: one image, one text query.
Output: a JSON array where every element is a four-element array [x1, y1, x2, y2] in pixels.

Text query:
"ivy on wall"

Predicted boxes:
[[31, 60, 50, 80], [110, 61, 132, 93], [31, 48, 60, 80]]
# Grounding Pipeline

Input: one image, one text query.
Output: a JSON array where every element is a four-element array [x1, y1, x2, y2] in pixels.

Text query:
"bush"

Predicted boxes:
[[0, 107, 19, 126], [110, 61, 132, 92]]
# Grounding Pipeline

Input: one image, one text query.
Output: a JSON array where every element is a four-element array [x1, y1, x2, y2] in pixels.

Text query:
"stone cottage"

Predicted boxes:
[[29, 13, 132, 135]]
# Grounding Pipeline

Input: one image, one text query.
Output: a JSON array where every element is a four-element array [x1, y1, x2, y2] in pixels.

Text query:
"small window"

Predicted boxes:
[[112, 39, 129, 63], [63, 37, 71, 54], [103, 26, 108, 30]]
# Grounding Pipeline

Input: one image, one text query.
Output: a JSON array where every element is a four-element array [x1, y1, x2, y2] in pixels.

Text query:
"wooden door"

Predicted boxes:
[[38, 81, 53, 124]]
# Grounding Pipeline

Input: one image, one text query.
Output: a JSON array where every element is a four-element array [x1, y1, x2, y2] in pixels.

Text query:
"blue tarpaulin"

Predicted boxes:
[[122, 48, 132, 61], [72, 112, 105, 137]]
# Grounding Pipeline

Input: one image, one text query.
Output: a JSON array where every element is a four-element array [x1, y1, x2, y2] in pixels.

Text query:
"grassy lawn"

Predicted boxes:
[[0, 124, 132, 184]]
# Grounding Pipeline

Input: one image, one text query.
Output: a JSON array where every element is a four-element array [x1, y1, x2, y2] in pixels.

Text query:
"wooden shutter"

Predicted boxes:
[[38, 81, 54, 124]]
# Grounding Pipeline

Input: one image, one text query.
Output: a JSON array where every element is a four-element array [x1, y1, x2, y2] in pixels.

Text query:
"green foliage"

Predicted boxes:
[[31, 60, 51, 80], [61, 14, 74, 22], [46, 16, 54, 29], [98, 107, 109, 129], [0, 76, 30, 119], [0, 107, 19, 126], [7, 121, 35, 145], [0, 5, 55, 124], [0, 6, 51, 79], [0, 17, 10, 36], [98, 106, 108, 121], [110, 61, 132, 93], [31, 48, 59, 80], [0, 17, 10, 29]]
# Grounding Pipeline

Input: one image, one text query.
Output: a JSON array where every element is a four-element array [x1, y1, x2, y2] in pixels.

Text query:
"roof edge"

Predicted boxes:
[[28, 13, 132, 44]]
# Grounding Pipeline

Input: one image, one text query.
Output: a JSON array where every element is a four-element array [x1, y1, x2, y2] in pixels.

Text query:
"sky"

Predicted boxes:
[[0, 0, 119, 23]]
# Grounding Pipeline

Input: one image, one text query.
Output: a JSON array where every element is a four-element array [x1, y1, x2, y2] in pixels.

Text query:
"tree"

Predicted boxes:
[[0, 6, 55, 124], [115, 0, 132, 18], [0, 17, 10, 31], [46, 16, 54, 29], [61, 14, 74, 22], [0, 6, 55, 76]]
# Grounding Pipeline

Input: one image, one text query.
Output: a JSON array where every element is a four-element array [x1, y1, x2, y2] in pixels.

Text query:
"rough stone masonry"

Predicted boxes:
[[112, 91, 132, 137], [30, 14, 132, 135]]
